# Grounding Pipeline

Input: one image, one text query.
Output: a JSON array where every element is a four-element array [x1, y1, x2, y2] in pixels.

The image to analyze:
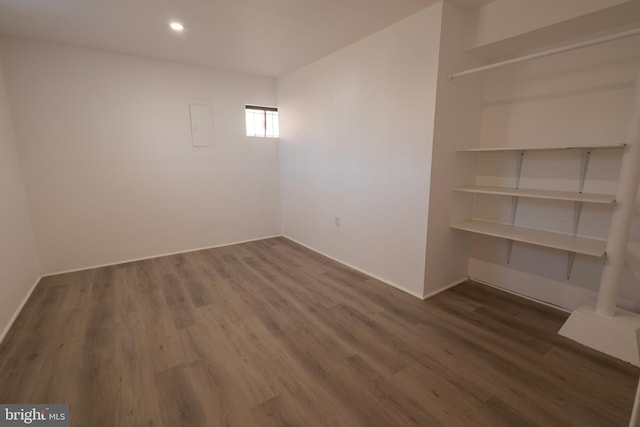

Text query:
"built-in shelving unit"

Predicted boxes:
[[453, 186, 615, 204], [452, 219, 607, 257], [448, 26, 640, 369], [452, 143, 625, 278]]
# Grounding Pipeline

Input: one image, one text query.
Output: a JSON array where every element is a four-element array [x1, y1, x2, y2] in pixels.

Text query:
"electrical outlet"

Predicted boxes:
[[335, 216, 341, 227]]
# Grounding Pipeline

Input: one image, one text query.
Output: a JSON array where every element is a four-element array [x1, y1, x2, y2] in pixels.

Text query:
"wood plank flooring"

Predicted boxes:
[[0, 237, 638, 426]]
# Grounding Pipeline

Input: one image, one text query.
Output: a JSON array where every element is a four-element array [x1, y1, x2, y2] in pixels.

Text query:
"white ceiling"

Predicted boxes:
[[0, 0, 494, 77]]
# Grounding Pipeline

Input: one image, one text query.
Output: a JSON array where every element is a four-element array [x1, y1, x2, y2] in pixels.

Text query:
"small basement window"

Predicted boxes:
[[246, 105, 279, 138]]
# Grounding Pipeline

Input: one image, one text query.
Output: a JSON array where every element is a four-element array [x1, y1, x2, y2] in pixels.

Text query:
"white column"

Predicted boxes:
[[631, 377, 640, 427], [596, 69, 640, 316]]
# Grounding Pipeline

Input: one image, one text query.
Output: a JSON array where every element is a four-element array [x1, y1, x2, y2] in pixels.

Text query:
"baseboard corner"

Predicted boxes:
[[0, 275, 42, 345], [422, 277, 468, 300]]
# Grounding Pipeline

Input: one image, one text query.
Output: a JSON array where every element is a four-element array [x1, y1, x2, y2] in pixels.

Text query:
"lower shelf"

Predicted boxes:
[[451, 219, 607, 257]]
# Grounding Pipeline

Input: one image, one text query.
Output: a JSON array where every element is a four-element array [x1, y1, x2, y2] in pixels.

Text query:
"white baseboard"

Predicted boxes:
[[470, 276, 571, 313], [0, 275, 42, 345], [468, 258, 595, 312], [42, 235, 283, 277], [281, 235, 424, 299], [423, 277, 469, 300]]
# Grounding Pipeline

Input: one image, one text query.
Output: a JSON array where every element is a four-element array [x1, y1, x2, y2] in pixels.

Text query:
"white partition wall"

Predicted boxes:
[[422, 1, 485, 297], [0, 57, 41, 341], [278, 5, 444, 298]]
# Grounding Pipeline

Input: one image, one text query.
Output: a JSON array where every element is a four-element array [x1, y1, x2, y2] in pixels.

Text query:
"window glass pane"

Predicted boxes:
[[246, 109, 266, 137], [255, 110, 266, 136], [245, 110, 257, 136], [245, 106, 278, 138], [265, 111, 279, 137]]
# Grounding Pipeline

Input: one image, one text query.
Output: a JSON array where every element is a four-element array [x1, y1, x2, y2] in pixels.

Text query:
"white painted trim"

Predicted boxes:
[[0, 275, 42, 345], [42, 235, 283, 277], [470, 276, 571, 313], [422, 277, 468, 300], [281, 236, 424, 299]]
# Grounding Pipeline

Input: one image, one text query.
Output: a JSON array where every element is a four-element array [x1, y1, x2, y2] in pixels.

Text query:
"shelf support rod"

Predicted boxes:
[[507, 151, 525, 264], [511, 196, 520, 225], [579, 150, 591, 193], [567, 252, 576, 280], [506, 195, 518, 263], [507, 195, 520, 264], [596, 68, 640, 316], [572, 202, 583, 237], [448, 27, 640, 80], [507, 240, 514, 264], [566, 149, 590, 279], [515, 151, 525, 189]]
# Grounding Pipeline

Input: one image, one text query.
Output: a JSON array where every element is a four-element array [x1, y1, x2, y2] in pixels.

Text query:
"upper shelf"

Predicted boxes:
[[454, 186, 615, 204], [457, 143, 625, 153]]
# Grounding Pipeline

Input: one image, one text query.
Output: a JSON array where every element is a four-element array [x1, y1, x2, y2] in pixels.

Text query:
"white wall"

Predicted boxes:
[[0, 57, 40, 340], [0, 38, 280, 274], [423, 2, 485, 296], [468, 35, 640, 310], [277, 4, 443, 297]]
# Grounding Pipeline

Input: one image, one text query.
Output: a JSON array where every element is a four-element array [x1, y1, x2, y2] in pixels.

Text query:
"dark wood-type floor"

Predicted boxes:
[[0, 237, 638, 426]]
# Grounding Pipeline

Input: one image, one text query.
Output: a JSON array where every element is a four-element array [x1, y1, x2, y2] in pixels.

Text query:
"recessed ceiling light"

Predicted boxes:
[[169, 22, 184, 32]]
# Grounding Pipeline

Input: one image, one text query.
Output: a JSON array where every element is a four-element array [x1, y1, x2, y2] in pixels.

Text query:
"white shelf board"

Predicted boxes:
[[457, 143, 625, 153], [451, 219, 607, 257], [453, 186, 615, 204]]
